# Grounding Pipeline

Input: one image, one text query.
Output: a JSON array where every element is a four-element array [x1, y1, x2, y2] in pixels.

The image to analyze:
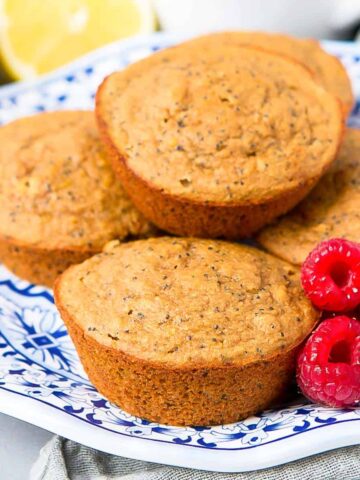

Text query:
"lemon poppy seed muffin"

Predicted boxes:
[[184, 31, 354, 116], [0, 111, 155, 287], [258, 128, 360, 265], [55, 237, 318, 426], [96, 42, 343, 239]]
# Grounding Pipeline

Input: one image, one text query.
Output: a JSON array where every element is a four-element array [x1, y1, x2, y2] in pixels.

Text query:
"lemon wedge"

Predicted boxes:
[[0, 0, 156, 80]]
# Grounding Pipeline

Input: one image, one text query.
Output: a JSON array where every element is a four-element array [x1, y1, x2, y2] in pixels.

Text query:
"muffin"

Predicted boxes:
[[258, 128, 360, 265], [0, 111, 154, 287], [183, 31, 354, 116], [96, 42, 343, 239], [55, 237, 318, 426]]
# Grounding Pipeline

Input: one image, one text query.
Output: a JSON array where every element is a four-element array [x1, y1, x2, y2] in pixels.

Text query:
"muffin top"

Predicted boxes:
[[0, 111, 154, 250], [97, 43, 342, 205], [55, 237, 318, 368], [183, 31, 354, 115], [258, 128, 360, 265]]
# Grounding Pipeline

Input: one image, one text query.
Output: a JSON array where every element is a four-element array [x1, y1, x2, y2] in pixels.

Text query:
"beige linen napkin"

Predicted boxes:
[[30, 436, 360, 480]]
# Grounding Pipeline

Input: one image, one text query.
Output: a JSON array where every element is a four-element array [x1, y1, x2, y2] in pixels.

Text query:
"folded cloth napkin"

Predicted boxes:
[[30, 436, 360, 480]]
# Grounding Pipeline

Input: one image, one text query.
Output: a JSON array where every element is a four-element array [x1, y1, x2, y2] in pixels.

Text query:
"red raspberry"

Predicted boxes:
[[297, 316, 360, 408], [301, 238, 360, 311]]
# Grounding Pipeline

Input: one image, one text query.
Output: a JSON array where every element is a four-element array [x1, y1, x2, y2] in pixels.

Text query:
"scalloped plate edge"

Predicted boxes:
[[0, 387, 359, 472]]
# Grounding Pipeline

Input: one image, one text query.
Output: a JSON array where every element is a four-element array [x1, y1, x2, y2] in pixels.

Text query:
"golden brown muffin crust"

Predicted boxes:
[[56, 237, 317, 368], [184, 31, 354, 115], [59, 315, 303, 425], [257, 128, 360, 265], [55, 237, 318, 425], [0, 110, 155, 286], [0, 240, 92, 287], [0, 111, 153, 250], [97, 44, 342, 206]]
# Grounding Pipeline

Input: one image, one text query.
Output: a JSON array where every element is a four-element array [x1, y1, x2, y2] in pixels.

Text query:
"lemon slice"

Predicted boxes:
[[0, 0, 156, 80]]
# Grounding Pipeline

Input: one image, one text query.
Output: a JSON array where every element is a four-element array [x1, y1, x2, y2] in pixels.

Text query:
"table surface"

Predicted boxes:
[[0, 413, 52, 479]]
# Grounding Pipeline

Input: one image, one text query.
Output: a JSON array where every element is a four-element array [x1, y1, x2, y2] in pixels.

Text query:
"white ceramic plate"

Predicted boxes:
[[0, 33, 359, 473]]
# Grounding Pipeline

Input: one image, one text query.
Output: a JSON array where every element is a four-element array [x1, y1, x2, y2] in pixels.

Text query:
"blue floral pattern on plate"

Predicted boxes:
[[0, 34, 359, 467]]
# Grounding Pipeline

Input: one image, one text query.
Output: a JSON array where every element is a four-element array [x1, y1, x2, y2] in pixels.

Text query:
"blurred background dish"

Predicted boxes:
[[153, 0, 360, 39]]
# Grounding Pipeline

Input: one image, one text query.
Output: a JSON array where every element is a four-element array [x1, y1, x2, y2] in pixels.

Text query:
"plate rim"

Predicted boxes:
[[0, 387, 359, 473]]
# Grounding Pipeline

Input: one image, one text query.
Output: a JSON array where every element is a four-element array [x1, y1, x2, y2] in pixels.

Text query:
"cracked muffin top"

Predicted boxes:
[[183, 31, 354, 115], [96, 43, 343, 205], [0, 111, 154, 250], [55, 237, 318, 368], [258, 128, 360, 265]]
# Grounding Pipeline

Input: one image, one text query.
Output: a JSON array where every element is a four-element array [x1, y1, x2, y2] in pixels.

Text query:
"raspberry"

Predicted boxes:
[[301, 238, 360, 311], [297, 316, 360, 408]]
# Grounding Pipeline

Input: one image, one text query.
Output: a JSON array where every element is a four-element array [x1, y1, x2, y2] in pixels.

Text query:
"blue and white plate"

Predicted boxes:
[[0, 33, 359, 473]]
